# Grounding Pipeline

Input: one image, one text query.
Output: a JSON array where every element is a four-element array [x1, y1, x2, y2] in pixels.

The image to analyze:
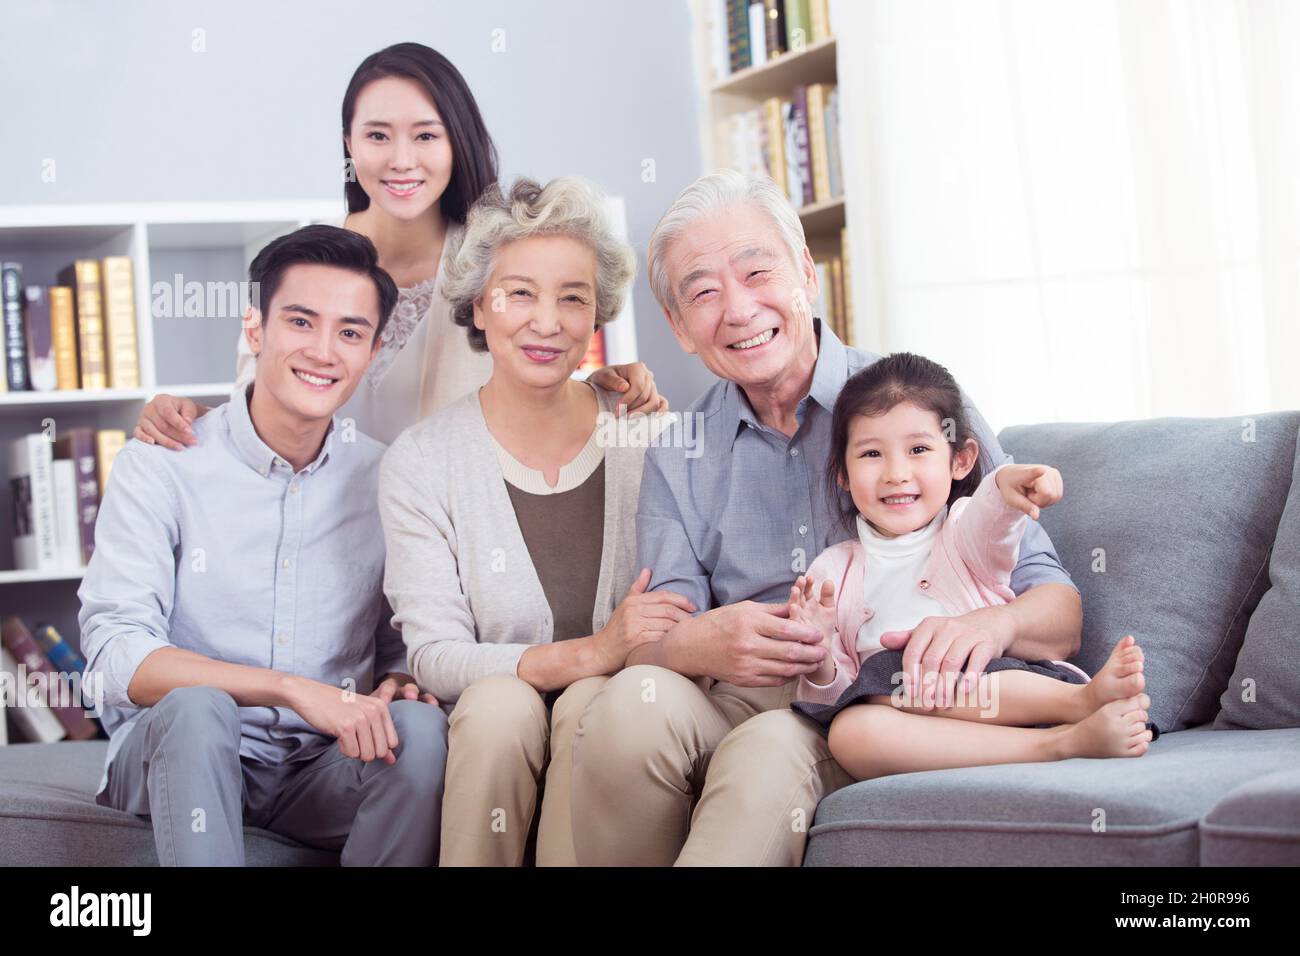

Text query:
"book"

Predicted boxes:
[[0, 617, 96, 741], [813, 259, 835, 331], [0, 645, 66, 744], [782, 97, 804, 207], [2, 262, 28, 390], [810, 0, 832, 41], [806, 83, 833, 203], [53, 428, 99, 565], [708, 0, 730, 84], [9, 433, 58, 572], [784, 0, 812, 52], [790, 86, 815, 207], [727, 0, 751, 74], [22, 285, 58, 391], [748, 2, 767, 68], [840, 225, 854, 346], [95, 429, 127, 497], [57, 259, 107, 390], [579, 328, 607, 374], [100, 256, 139, 389], [825, 87, 843, 199], [830, 257, 845, 343], [762, 97, 787, 197], [51, 458, 80, 568], [763, 0, 786, 59], [48, 285, 79, 390], [33, 623, 87, 677]]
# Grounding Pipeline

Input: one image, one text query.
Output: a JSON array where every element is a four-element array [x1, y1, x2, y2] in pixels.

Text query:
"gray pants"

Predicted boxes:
[[97, 686, 448, 866]]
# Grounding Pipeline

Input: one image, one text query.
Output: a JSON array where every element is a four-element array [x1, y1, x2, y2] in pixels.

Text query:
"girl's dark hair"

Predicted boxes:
[[826, 352, 983, 532], [341, 43, 499, 224], [249, 224, 398, 339]]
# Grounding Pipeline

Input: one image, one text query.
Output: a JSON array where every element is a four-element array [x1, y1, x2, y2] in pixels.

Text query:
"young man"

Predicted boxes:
[[79, 225, 447, 866]]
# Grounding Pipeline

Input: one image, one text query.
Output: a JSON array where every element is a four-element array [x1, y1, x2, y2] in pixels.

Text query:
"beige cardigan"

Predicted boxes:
[[378, 383, 670, 703]]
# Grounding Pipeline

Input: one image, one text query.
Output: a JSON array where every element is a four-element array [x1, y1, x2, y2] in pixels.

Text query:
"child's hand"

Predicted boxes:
[[789, 576, 838, 686], [996, 463, 1063, 520], [788, 575, 838, 648]]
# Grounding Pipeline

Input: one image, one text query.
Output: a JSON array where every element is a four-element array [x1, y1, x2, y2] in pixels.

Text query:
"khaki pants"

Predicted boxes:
[[568, 664, 854, 866], [440, 673, 608, 866]]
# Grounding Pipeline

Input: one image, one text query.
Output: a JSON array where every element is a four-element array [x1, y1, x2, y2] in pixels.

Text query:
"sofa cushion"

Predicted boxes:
[[1214, 425, 1300, 730], [0, 740, 338, 866], [804, 725, 1300, 866], [1200, 768, 1300, 866], [999, 413, 1300, 732]]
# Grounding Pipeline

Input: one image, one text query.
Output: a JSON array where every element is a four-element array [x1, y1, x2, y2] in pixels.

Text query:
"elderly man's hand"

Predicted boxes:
[[878, 605, 1015, 708], [696, 601, 826, 687]]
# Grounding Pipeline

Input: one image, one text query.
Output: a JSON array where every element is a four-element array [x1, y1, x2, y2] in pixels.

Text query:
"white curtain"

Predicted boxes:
[[833, 0, 1300, 429]]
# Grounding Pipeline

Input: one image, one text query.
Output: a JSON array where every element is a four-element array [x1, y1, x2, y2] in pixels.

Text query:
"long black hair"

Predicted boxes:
[[826, 352, 983, 532], [341, 42, 499, 224]]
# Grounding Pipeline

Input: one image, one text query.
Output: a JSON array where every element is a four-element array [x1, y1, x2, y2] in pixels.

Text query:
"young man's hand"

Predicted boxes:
[[287, 676, 407, 765]]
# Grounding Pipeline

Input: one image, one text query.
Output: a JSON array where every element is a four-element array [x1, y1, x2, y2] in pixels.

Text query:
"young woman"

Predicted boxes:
[[134, 42, 665, 448]]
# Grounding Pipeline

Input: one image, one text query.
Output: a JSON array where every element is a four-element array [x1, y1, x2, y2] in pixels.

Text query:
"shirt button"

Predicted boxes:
[[281, 559, 291, 569], [790, 448, 799, 457], [919, 580, 930, 590], [276, 633, 289, 646], [863, 608, 874, 620], [798, 524, 808, 535], [289, 484, 299, 495]]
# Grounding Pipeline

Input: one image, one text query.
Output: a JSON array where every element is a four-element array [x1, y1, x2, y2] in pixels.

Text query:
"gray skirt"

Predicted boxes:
[[791, 648, 1092, 730]]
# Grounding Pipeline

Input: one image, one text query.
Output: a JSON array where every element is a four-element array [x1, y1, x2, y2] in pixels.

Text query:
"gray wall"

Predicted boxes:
[[0, 0, 719, 407]]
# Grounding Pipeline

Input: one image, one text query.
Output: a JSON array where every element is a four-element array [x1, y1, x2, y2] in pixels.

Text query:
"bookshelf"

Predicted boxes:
[[689, 0, 863, 346], [0, 199, 342, 653]]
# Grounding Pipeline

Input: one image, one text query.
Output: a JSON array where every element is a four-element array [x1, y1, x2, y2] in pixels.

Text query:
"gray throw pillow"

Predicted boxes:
[[1214, 428, 1300, 729], [999, 412, 1300, 732]]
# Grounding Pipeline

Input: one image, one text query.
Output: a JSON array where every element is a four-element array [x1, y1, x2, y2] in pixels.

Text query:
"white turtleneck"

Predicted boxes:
[[854, 507, 954, 658]]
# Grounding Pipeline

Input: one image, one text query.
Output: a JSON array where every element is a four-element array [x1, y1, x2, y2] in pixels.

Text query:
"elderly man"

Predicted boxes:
[[568, 170, 1082, 866]]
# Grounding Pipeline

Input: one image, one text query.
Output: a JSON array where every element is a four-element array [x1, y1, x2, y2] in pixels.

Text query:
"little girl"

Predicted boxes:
[[789, 352, 1156, 781]]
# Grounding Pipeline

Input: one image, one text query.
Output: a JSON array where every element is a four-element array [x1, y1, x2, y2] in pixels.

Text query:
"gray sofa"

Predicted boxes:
[[2, 414, 1298, 866]]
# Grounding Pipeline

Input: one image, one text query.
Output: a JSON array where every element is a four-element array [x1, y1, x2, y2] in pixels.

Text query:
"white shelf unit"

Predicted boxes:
[[0, 200, 343, 647]]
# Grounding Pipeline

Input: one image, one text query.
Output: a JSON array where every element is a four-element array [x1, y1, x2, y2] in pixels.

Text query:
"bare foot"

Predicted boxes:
[[1081, 635, 1146, 715], [1056, 694, 1153, 759]]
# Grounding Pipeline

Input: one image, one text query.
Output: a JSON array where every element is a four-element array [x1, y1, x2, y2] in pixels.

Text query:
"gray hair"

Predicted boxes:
[[647, 169, 808, 318], [443, 176, 636, 352]]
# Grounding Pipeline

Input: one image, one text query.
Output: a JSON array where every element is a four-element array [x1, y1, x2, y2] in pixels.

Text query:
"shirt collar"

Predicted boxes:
[[724, 317, 848, 448], [226, 382, 335, 478]]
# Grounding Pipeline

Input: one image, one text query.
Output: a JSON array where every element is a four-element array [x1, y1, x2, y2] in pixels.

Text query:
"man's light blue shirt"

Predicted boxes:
[[637, 318, 1078, 613], [78, 384, 406, 794]]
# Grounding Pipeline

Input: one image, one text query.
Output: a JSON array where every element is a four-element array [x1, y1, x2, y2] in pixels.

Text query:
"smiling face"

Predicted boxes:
[[841, 401, 980, 538], [344, 75, 454, 221], [472, 234, 598, 390], [662, 202, 819, 390], [244, 262, 382, 424]]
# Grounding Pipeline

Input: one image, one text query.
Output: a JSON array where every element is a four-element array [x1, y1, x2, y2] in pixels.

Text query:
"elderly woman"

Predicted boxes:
[[377, 176, 690, 866]]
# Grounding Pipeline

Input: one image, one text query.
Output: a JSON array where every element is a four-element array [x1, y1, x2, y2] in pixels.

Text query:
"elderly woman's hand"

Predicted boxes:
[[592, 568, 695, 672], [589, 362, 669, 414]]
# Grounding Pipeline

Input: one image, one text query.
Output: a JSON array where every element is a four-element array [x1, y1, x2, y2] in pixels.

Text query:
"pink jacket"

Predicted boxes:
[[796, 464, 1087, 704]]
